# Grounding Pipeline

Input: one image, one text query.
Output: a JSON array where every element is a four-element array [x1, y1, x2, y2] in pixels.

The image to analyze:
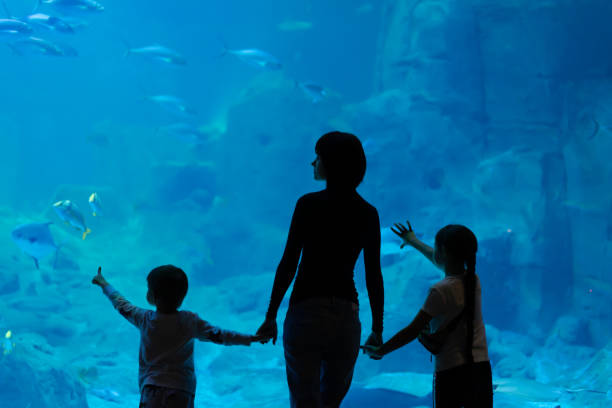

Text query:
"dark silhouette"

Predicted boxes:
[[257, 131, 384, 408], [92, 265, 261, 408], [363, 223, 493, 408]]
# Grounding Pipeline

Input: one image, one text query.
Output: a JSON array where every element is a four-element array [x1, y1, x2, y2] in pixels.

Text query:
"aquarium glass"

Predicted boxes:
[[1, 0, 611, 407]]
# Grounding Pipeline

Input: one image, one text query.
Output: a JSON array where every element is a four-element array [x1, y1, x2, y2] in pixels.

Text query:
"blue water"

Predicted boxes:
[[1, 0, 611, 407]]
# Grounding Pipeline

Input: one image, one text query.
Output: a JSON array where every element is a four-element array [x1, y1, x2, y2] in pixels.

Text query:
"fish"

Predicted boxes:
[[222, 47, 282, 70], [0, 18, 34, 38], [53, 200, 91, 239], [296, 81, 327, 103], [23, 13, 74, 34], [8, 36, 77, 56], [59, 16, 88, 31], [125, 44, 186, 66], [2, 0, 79, 33], [147, 95, 196, 118], [2, 330, 14, 355], [277, 20, 312, 32], [11, 222, 59, 269], [159, 123, 207, 144], [589, 117, 600, 140], [88, 192, 102, 216], [38, 0, 104, 13]]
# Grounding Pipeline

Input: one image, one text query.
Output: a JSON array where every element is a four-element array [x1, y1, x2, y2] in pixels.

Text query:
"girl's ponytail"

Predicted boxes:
[[436, 224, 478, 363], [464, 251, 476, 364]]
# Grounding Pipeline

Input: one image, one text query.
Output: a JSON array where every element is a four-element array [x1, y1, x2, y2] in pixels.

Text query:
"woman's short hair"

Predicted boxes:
[[147, 264, 188, 310], [315, 131, 366, 189]]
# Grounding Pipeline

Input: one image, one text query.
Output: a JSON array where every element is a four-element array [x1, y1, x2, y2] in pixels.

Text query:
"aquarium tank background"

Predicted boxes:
[[0, 0, 610, 406]]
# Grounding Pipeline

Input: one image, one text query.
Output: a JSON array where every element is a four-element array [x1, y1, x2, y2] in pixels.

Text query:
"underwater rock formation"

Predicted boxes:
[[374, 0, 612, 338], [0, 332, 87, 407], [0, 265, 19, 295]]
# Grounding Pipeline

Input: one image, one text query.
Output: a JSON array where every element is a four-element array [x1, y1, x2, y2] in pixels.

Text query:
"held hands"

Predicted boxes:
[[360, 331, 384, 360], [92, 266, 109, 288], [256, 317, 278, 345], [248, 334, 269, 344], [361, 344, 384, 360], [391, 221, 417, 249]]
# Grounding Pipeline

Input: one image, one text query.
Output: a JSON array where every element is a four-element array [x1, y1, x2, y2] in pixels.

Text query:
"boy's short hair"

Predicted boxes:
[[147, 265, 188, 310]]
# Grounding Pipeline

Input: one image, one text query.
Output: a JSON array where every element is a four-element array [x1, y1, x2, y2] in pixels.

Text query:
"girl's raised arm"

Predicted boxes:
[[391, 221, 440, 269]]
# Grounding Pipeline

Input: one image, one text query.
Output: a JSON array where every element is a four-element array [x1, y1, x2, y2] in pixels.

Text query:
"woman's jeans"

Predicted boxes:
[[283, 297, 361, 408]]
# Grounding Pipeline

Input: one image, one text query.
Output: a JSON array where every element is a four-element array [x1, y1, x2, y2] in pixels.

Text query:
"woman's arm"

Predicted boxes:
[[391, 221, 439, 269], [364, 207, 384, 336], [257, 198, 304, 344]]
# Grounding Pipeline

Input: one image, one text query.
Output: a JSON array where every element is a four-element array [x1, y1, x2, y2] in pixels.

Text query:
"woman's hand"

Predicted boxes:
[[391, 221, 417, 248], [361, 331, 383, 360], [248, 334, 268, 344], [256, 318, 278, 345], [360, 344, 384, 360], [92, 266, 109, 288]]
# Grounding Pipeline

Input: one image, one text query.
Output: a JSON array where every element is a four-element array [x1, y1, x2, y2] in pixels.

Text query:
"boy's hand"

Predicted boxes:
[[391, 221, 417, 248], [250, 334, 268, 344], [92, 266, 109, 288]]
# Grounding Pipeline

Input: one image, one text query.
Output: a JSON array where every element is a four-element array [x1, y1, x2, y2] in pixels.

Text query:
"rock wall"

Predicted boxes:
[[374, 0, 612, 340]]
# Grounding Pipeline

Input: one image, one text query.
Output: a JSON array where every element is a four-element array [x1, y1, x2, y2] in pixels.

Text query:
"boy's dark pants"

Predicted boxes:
[[140, 385, 194, 408], [283, 297, 361, 408], [433, 361, 493, 408]]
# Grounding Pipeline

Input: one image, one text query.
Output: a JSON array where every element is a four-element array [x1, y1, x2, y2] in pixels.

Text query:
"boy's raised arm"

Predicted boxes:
[[93, 267, 147, 329]]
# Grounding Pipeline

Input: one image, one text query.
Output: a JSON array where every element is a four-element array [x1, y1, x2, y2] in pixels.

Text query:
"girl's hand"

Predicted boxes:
[[391, 221, 417, 248], [92, 266, 109, 287], [360, 344, 384, 360]]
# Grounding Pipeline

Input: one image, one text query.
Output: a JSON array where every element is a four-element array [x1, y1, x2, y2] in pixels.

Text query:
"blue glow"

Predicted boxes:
[[0, 0, 611, 407]]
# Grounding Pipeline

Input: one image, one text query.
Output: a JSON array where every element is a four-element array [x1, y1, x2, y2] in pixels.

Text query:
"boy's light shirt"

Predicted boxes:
[[102, 284, 251, 394]]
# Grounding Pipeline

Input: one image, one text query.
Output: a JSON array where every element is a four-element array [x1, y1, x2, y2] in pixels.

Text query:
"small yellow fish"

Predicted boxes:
[[2, 330, 14, 355], [53, 200, 91, 240], [88, 192, 102, 217]]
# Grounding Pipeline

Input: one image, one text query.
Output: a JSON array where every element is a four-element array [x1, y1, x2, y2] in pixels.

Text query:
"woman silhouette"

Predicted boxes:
[[256, 131, 384, 408]]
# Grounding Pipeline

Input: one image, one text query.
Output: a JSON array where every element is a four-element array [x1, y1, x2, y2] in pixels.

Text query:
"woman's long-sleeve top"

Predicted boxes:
[[266, 189, 384, 334]]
